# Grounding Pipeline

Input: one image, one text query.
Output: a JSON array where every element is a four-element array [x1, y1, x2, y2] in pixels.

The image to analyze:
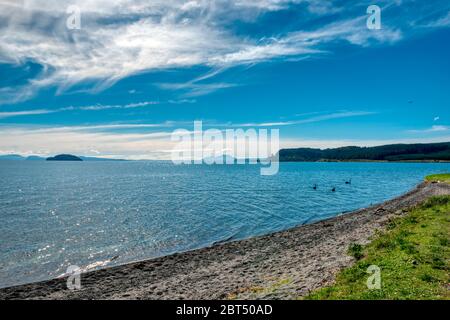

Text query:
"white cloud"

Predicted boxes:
[[158, 82, 237, 97], [0, 0, 408, 102], [168, 99, 197, 104], [77, 101, 158, 111], [0, 109, 56, 119], [0, 101, 158, 119], [237, 111, 376, 127], [408, 125, 450, 133], [0, 86, 38, 105], [20, 123, 176, 133], [424, 10, 450, 28]]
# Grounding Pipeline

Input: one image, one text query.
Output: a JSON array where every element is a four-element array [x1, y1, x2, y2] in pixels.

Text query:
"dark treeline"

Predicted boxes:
[[278, 142, 450, 162]]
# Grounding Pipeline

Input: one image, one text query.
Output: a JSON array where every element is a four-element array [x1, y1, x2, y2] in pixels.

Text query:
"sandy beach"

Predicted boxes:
[[1, 181, 449, 300]]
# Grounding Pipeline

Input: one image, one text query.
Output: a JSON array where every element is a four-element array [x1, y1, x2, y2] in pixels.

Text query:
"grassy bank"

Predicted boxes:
[[306, 194, 450, 300], [426, 173, 450, 184]]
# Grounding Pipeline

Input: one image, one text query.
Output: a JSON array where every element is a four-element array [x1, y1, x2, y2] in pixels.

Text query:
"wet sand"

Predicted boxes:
[[1, 181, 449, 300]]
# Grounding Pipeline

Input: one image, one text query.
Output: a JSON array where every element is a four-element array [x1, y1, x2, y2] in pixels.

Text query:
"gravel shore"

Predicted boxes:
[[1, 181, 449, 300]]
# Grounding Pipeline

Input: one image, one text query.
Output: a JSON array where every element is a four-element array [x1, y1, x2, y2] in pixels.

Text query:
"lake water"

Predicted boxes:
[[0, 161, 449, 288]]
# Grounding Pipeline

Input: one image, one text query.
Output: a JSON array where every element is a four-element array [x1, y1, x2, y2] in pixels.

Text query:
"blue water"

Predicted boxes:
[[0, 161, 448, 288]]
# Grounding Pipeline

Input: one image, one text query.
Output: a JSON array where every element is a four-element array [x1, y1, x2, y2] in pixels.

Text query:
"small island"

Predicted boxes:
[[46, 154, 83, 161]]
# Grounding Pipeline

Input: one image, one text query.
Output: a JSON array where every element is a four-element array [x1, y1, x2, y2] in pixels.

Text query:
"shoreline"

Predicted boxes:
[[1, 181, 449, 300]]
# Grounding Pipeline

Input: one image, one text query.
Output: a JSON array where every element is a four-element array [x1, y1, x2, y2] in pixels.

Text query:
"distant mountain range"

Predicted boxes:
[[0, 154, 126, 161], [2, 142, 450, 163], [278, 142, 450, 162]]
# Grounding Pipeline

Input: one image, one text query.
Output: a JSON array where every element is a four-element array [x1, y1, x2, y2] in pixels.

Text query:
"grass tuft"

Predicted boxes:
[[425, 173, 450, 184], [348, 243, 364, 260]]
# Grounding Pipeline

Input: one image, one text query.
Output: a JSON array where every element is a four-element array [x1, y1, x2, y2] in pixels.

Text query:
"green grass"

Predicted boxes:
[[306, 195, 450, 300], [348, 243, 364, 260], [425, 173, 450, 184]]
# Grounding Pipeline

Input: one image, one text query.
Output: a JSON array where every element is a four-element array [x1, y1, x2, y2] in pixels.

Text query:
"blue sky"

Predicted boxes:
[[0, 0, 449, 159]]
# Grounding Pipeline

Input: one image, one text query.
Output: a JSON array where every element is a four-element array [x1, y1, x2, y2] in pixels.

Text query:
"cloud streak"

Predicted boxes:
[[0, 101, 158, 119], [0, 109, 57, 119], [408, 125, 450, 133], [237, 111, 376, 127]]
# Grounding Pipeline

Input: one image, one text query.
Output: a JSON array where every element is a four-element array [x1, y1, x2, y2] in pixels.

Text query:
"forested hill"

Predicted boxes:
[[278, 142, 450, 162]]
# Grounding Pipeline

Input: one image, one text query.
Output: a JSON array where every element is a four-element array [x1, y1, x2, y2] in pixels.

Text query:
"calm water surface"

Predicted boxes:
[[0, 161, 448, 288]]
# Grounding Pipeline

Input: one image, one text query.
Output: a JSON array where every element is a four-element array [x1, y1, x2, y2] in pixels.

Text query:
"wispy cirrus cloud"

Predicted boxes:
[[76, 101, 158, 111], [236, 110, 377, 127], [0, 101, 157, 119], [421, 10, 450, 28], [0, 109, 57, 119], [0, 0, 425, 102], [10, 123, 177, 134], [158, 82, 237, 97], [407, 125, 450, 133]]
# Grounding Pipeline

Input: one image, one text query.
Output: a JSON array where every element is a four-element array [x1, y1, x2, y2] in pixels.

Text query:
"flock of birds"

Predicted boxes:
[[313, 179, 351, 192]]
